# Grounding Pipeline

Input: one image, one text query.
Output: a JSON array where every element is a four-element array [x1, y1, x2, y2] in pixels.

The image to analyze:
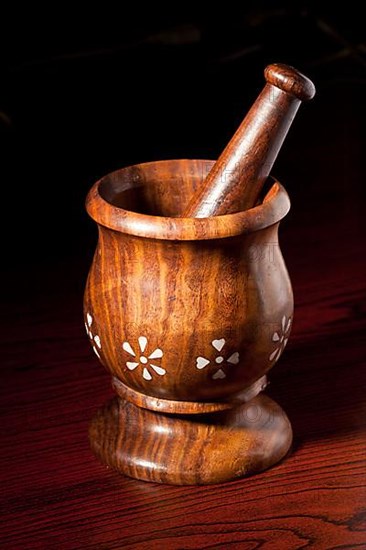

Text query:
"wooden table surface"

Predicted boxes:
[[1, 51, 366, 550]]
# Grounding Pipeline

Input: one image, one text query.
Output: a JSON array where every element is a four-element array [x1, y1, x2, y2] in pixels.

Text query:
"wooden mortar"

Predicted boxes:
[[85, 159, 294, 484]]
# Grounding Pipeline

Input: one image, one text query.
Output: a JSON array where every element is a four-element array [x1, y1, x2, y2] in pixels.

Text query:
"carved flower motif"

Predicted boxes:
[[122, 337, 165, 381], [270, 315, 292, 362], [85, 312, 102, 359], [196, 338, 239, 380]]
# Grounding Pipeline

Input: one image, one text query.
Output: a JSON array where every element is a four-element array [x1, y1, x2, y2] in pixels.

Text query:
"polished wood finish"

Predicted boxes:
[[2, 203, 365, 546], [2, 160, 365, 545], [85, 160, 292, 404], [2, 18, 365, 546], [89, 394, 292, 485], [112, 374, 268, 413], [84, 158, 294, 483], [86, 159, 291, 240], [183, 64, 315, 217]]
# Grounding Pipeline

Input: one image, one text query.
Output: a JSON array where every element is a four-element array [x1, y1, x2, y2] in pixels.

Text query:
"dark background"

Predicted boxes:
[[1, 2, 365, 305]]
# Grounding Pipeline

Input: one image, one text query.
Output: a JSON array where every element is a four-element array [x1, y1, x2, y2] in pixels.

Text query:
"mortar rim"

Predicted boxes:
[[86, 159, 290, 240]]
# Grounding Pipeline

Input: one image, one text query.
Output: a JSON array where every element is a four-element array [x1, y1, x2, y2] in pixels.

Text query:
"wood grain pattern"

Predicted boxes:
[[84, 158, 294, 483], [111, 374, 268, 413], [85, 160, 292, 405], [1, 192, 365, 545], [1, 59, 365, 550], [89, 394, 292, 485], [183, 64, 315, 217]]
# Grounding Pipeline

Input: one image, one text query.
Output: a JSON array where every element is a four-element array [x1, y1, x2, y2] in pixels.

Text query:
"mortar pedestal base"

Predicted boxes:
[[89, 393, 292, 485]]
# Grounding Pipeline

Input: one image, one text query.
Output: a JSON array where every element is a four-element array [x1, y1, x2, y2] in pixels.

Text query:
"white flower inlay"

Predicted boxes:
[[85, 312, 102, 359], [196, 338, 239, 380], [122, 336, 165, 381], [269, 315, 292, 362]]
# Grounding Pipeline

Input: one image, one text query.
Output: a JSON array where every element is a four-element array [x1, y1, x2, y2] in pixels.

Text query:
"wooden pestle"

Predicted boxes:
[[183, 63, 315, 217]]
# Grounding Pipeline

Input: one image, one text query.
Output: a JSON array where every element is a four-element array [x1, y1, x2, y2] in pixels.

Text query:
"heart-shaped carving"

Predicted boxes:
[[212, 369, 226, 379], [196, 357, 210, 370], [212, 338, 225, 352], [227, 352, 239, 364]]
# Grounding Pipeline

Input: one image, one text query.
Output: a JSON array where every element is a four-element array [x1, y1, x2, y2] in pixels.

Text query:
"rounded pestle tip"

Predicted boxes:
[[264, 63, 316, 101]]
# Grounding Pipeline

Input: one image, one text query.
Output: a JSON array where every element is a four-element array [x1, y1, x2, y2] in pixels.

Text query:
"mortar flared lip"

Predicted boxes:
[[86, 161, 291, 241]]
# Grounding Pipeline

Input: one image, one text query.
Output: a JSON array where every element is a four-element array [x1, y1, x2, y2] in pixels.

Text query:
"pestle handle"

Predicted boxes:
[[264, 63, 315, 102], [183, 63, 315, 217]]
